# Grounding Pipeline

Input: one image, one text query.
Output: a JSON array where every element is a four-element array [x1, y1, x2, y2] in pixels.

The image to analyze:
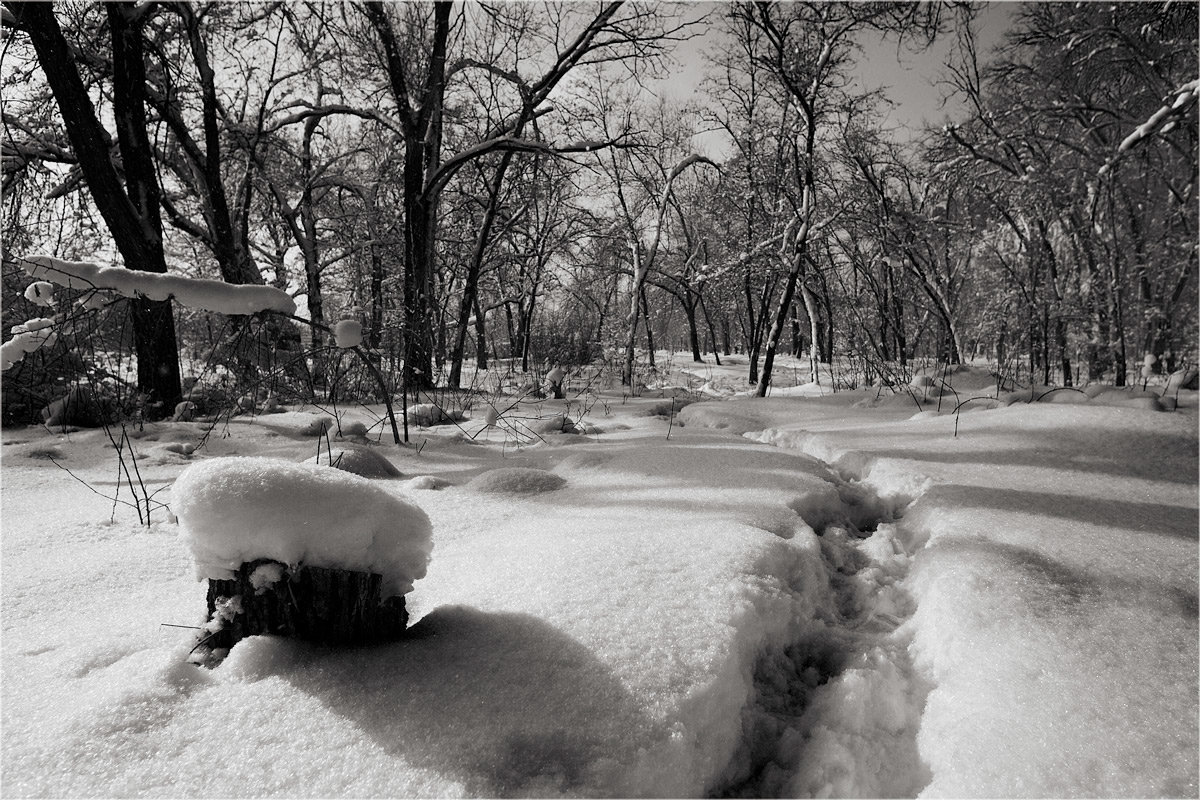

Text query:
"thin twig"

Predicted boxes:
[[46, 456, 145, 514]]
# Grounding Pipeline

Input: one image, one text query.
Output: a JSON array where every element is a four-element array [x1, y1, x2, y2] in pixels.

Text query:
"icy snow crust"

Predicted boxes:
[[2, 361, 1196, 798], [173, 458, 431, 596]]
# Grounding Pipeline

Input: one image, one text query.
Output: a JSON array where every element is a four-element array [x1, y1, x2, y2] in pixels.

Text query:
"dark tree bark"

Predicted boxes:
[[11, 1, 182, 415], [449, 154, 511, 388], [202, 559, 408, 656], [362, 0, 452, 392]]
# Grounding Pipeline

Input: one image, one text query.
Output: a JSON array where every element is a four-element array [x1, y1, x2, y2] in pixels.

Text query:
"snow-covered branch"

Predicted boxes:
[[1100, 79, 1199, 175], [0, 318, 56, 372], [16, 255, 297, 315]]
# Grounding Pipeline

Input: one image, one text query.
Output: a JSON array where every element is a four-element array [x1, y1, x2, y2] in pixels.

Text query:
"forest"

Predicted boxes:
[[1, 1, 1197, 422], [2, 4, 1198, 797]]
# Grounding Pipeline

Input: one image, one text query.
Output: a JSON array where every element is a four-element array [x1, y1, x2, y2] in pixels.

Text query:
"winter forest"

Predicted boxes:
[[1, 1, 1197, 798]]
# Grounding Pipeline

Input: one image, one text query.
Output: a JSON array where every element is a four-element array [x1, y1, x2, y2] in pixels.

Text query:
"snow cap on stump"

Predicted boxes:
[[173, 457, 432, 597]]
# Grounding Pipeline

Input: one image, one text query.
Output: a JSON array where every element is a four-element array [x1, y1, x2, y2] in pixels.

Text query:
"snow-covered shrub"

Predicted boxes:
[[637, 397, 698, 419], [340, 420, 370, 437], [542, 365, 567, 399], [406, 403, 465, 428], [1, 318, 57, 371], [528, 414, 579, 435], [466, 467, 566, 495], [173, 457, 432, 598], [299, 415, 334, 437], [306, 445, 402, 479], [172, 401, 197, 422], [41, 383, 119, 429], [0, 270, 121, 425]]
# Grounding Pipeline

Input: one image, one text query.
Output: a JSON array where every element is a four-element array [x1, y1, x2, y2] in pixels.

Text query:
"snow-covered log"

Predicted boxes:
[[18, 255, 296, 315]]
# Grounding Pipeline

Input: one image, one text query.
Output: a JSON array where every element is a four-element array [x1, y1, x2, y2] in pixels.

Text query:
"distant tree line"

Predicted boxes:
[[2, 1, 1194, 419]]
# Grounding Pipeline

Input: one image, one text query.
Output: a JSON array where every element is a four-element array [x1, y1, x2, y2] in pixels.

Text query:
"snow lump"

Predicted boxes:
[[172, 457, 432, 597], [467, 467, 566, 495], [304, 445, 402, 479]]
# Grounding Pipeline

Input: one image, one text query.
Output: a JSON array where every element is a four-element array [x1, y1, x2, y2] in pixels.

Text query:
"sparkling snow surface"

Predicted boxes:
[[2, 361, 1196, 798]]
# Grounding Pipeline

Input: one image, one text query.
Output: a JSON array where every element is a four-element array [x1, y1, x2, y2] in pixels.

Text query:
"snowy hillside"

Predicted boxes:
[[2, 363, 1196, 798]]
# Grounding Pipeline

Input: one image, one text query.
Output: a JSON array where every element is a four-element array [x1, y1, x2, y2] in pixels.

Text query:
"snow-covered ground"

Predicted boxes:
[[2, 357, 1196, 797]]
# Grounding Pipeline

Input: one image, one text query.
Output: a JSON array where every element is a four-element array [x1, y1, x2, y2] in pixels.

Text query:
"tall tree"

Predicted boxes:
[[360, 1, 452, 392], [6, 1, 183, 415], [737, 1, 945, 396]]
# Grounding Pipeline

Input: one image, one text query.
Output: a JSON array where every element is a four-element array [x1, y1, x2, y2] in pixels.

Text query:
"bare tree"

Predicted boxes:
[[6, 1, 183, 415]]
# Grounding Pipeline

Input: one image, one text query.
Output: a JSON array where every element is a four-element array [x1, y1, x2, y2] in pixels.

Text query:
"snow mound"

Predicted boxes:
[[998, 385, 1169, 412], [306, 446, 402, 479], [407, 403, 465, 427], [172, 457, 432, 597], [528, 414, 579, 435], [908, 534, 1198, 796], [1087, 387, 1168, 411], [467, 467, 566, 495], [339, 420, 369, 437], [300, 415, 334, 436], [404, 475, 448, 491], [765, 381, 832, 398]]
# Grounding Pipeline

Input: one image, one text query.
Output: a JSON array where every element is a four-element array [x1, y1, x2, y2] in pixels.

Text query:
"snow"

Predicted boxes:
[[172, 457, 432, 597], [22, 280, 55, 306], [467, 467, 567, 494], [333, 319, 363, 348], [1, 317, 56, 371], [306, 445, 403, 478], [19, 255, 297, 315], [406, 403, 465, 428], [1, 358, 1196, 797]]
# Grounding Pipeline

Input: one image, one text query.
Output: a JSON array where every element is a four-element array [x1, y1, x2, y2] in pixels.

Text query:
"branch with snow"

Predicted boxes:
[[16, 255, 297, 315], [1100, 79, 1199, 175], [1, 318, 57, 371]]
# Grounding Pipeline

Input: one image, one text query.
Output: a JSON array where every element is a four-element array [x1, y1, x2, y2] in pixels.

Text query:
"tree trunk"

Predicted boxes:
[[403, 142, 436, 390], [364, 1, 451, 392], [16, 2, 183, 416], [700, 295, 722, 366], [683, 293, 703, 363], [449, 155, 514, 387], [177, 4, 262, 286], [473, 297, 488, 370], [790, 306, 802, 358], [201, 559, 408, 660], [369, 242, 385, 352], [801, 283, 821, 385], [641, 287, 656, 370]]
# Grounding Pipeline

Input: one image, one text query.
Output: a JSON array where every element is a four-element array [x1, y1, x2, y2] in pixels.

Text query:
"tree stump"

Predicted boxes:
[[200, 558, 408, 659]]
